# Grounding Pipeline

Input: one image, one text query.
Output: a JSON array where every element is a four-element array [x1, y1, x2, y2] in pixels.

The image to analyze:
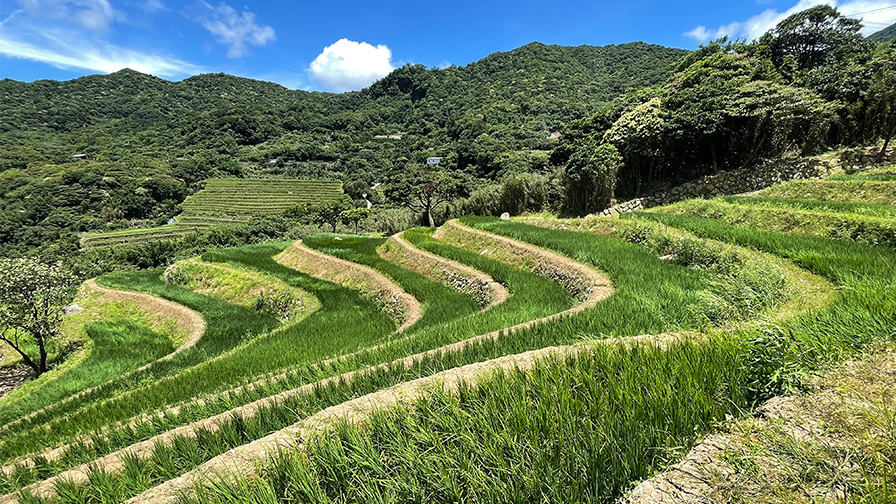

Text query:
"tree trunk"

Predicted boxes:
[[879, 118, 895, 159], [0, 334, 41, 377], [39, 341, 48, 375], [354, 221, 359, 234], [426, 207, 435, 228]]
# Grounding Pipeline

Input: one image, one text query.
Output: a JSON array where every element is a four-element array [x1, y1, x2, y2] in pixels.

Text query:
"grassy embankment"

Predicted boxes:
[[2, 217, 787, 502], [177, 198, 892, 504]]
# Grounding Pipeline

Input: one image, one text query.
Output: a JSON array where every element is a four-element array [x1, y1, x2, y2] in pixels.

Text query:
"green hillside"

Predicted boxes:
[[868, 21, 896, 42]]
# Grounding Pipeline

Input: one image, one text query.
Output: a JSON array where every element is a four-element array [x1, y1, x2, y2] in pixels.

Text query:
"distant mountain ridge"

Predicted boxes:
[[868, 22, 896, 42], [0, 41, 687, 138]]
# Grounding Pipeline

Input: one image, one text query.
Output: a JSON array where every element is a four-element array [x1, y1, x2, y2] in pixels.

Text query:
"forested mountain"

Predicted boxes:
[[868, 22, 896, 42], [0, 42, 686, 176], [0, 41, 686, 258], [2, 6, 893, 265]]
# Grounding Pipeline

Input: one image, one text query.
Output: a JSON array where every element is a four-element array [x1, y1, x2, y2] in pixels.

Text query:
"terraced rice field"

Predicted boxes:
[[80, 179, 343, 249], [4, 165, 895, 503]]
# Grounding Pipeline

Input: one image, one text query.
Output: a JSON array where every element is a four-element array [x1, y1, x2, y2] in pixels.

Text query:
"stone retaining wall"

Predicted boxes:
[[599, 149, 896, 217]]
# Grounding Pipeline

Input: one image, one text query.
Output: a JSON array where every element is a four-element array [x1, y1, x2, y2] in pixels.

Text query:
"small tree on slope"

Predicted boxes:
[[0, 258, 79, 377]]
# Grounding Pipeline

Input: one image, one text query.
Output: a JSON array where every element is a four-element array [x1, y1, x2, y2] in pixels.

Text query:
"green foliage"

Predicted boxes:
[[758, 5, 870, 72], [311, 195, 353, 232], [0, 42, 687, 258], [563, 142, 623, 214], [384, 166, 471, 227], [339, 207, 371, 234], [0, 258, 79, 375]]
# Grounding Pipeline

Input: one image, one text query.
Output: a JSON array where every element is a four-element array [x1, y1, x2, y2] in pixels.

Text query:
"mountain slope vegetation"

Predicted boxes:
[[868, 21, 896, 42]]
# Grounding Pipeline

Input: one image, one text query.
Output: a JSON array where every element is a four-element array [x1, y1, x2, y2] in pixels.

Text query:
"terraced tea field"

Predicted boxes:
[[4, 166, 895, 503], [80, 179, 343, 249]]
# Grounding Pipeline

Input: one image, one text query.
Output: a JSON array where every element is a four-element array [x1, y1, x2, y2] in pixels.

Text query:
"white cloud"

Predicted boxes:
[[309, 38, 395, 92], [141, 0, 167, 13], [685, 0, 896, 43], [0, 28, 203, 77], [198, 2, 275, 58], [18, 0, 118, 30]]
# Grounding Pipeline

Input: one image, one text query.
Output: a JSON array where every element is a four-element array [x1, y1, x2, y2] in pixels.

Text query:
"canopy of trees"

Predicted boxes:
[[554, 7, 894, 210], [0, 42, 686, 257]]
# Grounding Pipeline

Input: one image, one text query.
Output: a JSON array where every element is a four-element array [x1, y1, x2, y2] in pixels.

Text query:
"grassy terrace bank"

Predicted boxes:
[[1, 216, 798, 502], [0, 248, 395, 463], [171, 210, 893, 504]]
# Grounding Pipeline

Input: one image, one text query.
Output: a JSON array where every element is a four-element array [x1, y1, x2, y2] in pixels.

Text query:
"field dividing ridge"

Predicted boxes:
[[274, 241, 422, 333], [0, 279, 206, 443], [377, 230, 509, 308], [125, 332, 691, 504]]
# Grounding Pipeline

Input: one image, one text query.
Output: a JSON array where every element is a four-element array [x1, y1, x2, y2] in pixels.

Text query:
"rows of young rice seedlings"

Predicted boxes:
[[3, 222, 741, 502], [179, 208, 896, 504], [752, 178, 896, 205], [720, 195, 896, 219], [0, 236, 490, 493], [0, 293, 186, 431], [6, 216, 815, 503], [0, 246, 398, 468], [29, 221, 802, 503], [1, 236, 574, 501], [0, 278, 281, 439], [655, 199, 896, 248], [180, 337, 752, 504], [632, 211, 896, 396]]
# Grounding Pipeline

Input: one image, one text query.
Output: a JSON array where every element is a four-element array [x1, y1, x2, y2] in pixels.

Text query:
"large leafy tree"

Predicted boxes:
[[603, 97, 667, 194], [0, 258, 79, 377], [385, 165, 470, 227], [564, 142, 622, 215], [759, 5, 870, 72], [866, 44, 896, 156], [311, 196, 353, 233]]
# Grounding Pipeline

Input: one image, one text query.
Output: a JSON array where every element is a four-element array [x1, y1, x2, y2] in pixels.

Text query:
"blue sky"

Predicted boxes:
[[1, 0, 894, 92]]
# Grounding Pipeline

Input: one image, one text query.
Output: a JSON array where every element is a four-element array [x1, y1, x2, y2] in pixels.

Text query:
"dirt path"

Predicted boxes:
[[378, 231, 509, 308], [0, 279, 205, 440], [275, 240, 423, 333], [2, 225, 615, 502], [626, 345, 896, 504], [127, 332, 691, 504]]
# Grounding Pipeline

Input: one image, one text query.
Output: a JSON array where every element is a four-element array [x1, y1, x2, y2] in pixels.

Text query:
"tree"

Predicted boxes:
[[759, 5, 869, 72], [0, 258, 79, 377], [311, 196, 353, 232], [866, 44, 896, 156], [603, 97, 667, 193], [563, 142, 623, 215], [385, 166, 470, 227], [341, 207, 371, 234]]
